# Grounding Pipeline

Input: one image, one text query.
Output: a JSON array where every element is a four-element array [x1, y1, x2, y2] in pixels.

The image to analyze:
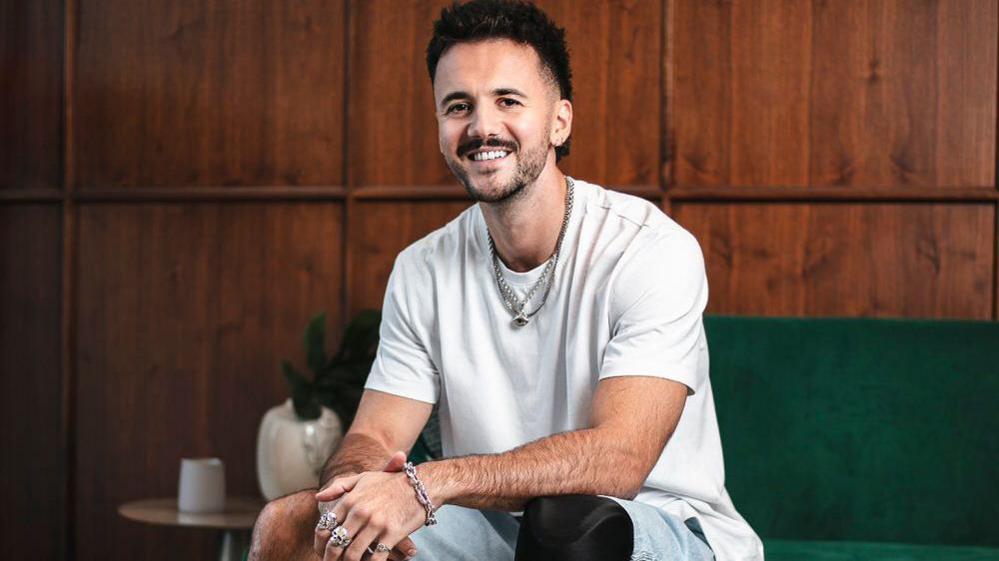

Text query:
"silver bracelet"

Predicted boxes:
[[403, 461, 438, 526]]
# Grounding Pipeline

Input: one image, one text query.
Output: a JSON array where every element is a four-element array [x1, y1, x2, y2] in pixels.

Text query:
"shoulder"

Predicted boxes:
[[397, 205, 480, 262], [576, 179, 686, 238], [572, 179, 705, 313], [392, 203, 479, 273], [574, 178, 702, 268]]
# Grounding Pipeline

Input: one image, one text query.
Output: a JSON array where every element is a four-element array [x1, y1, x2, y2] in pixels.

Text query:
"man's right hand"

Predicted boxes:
[[313, 451, 418, 560]]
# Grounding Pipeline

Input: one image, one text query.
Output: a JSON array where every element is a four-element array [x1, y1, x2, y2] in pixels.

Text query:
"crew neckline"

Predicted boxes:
[[477, 177, 586, 289]]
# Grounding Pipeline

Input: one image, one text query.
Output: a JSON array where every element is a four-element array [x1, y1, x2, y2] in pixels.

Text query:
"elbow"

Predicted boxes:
[[621, 472, 646, 500], [594, 428, 656, 500], [606, 472, 644, 501], [605, 450, 651, 500]]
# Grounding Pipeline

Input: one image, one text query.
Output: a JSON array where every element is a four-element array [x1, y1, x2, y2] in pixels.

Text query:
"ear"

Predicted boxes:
[[549, 98, 573, 147]]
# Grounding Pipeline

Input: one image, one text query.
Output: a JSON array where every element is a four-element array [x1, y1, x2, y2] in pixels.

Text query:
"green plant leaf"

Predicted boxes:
[[305, 312, 328, 377], [295, 396, 321, 420], [333, 309, 381, 364], [326, 383, 365, 428], [283, 360, 321, 420], [282, 360, 308, 391], [283, 310, 382, 425], [338, 362, 372, 384]]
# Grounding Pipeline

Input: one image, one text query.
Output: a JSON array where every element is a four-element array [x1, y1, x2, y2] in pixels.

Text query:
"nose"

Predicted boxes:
[[467, 102, 502, 140]]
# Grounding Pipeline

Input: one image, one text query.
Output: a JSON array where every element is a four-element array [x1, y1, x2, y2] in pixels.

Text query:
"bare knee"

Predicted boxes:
[[249, 489, 319, 561]]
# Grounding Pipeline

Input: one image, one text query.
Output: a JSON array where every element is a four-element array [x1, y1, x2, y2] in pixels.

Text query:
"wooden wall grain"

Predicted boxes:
[[1, 1, 996, 559]]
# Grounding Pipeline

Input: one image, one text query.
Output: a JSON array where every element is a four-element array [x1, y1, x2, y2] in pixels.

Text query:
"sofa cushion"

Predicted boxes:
[[765, 539, 999, 561], [705, 316, 999, 546]]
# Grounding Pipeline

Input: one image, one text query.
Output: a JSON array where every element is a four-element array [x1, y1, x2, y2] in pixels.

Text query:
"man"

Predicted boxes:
[[250, 1, 762, 560]]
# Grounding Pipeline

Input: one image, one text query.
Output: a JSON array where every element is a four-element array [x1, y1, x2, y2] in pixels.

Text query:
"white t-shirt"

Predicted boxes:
[[364, 178, 764, 561]]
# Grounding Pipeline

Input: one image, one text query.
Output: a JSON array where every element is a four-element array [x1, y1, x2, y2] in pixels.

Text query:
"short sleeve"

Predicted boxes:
[[363, 249, 441, 404], [599, 229, 708, 395]]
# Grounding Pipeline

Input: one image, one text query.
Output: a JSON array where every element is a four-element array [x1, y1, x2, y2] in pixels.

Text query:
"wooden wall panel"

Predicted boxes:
[[75, 203, 343, 561], [675, 202, 995, 319], [671, 0, 998, 189], [537, 0, 662, 187], [0, 205, 64, 561], [0, 0, 63, 189], [349, 0, 661, 189], [73, 1, 345, 189], [672, 0, 812, 187], [348, 0, 453, 187], [350, 201, 471, 312], [933, 0, 998, 188], [810, 0, 997, 188]]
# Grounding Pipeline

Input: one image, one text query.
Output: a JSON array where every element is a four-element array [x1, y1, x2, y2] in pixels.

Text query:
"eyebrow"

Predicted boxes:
[[439, 88, 529, 109]]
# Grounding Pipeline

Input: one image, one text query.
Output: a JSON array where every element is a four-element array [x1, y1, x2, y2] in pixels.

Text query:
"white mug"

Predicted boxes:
[[178, 457, 226, 513]]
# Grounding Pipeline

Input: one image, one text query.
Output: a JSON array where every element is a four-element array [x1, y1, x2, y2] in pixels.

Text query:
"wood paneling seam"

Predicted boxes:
[[63, 0, 78, 558], [343, 0, 353, 319]]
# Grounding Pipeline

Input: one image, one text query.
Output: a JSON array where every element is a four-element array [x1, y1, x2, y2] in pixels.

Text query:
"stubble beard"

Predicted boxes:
[[446, 136, 550, 204]]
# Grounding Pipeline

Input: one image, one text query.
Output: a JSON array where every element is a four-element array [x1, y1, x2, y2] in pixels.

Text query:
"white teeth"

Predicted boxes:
[[472, 150, 509, 161]]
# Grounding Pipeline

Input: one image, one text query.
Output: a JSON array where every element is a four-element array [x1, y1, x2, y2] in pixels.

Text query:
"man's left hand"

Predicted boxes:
[[315, 469, 429, 561]]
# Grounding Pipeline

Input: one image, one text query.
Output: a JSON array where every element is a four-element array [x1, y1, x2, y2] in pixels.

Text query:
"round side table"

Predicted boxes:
[[119, 497, 266, 561]]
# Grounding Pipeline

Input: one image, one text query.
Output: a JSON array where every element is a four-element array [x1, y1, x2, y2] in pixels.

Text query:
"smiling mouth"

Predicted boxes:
[[468, 150, 511, 162]]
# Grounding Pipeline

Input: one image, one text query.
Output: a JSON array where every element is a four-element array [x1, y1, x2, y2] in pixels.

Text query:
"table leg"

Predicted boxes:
[[219, 528, 251, 561]]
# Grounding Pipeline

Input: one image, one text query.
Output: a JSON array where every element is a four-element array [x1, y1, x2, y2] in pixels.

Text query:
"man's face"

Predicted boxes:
[[433, 39, 563, 203]]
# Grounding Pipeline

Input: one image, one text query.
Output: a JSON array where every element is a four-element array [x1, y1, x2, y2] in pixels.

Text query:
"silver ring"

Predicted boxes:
[[318, 500, 337, 515], [367, 543, 392, 554], [315, 512, 338, 532], [327, 525, 352, 548]]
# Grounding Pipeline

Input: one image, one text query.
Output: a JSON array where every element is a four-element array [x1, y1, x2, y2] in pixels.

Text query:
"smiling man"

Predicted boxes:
[[249, 1, 762, 560]]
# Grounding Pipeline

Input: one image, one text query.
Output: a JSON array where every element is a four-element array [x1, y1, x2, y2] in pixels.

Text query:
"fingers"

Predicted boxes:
[[394, 537, 417, 559], [314, 527, 332, 559], [343, 521, 382, 561], [385, 548, 407, 561], [315, 511, 416, 561], [322, 496, 361, 561], [326, 497, 405, 561], [382, 451, 408, 473], [321, 526, 404, 561], [323, 525, 348, 561], [362, 535, 414, 561], [316, 473, 362, 502], [366, 535, 399, 561], [313, 498, 343, 558], [313, 506, 337, 558]]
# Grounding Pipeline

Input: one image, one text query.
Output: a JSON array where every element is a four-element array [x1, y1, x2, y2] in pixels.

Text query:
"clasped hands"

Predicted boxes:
[[313, 451, 428, 561]]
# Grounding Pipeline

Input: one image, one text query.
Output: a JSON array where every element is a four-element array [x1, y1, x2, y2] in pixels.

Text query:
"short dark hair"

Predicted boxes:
[[426, 0, 573, 160]]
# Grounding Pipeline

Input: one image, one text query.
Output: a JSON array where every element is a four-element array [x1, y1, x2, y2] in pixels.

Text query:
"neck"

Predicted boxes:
[[480, 161, 568, 272]]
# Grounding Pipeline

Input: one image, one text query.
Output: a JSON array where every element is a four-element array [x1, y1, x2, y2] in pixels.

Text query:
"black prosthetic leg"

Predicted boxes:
[[514, 495, 634, 561]]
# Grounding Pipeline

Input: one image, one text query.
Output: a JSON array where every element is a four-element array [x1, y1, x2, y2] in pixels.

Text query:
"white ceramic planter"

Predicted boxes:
[[256, 398, 344, 500]]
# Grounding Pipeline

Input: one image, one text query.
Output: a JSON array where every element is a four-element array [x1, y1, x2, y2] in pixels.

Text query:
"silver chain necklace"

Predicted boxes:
[[487, 177, 574, 327]]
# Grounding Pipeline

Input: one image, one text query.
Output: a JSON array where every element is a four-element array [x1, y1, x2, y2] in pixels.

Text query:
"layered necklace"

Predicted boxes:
[[486, 177, 574, 328]]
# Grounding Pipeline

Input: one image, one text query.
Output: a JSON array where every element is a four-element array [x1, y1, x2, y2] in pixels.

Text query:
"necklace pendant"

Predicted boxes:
[[513, 312, 529, 327]]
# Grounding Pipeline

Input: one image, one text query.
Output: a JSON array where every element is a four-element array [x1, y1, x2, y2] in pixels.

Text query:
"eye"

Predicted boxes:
[[499, 98, 521, 108], [446, 102, 471, 115]]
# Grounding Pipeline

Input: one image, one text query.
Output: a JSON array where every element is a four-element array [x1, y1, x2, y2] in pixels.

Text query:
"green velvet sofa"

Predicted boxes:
[[707, 316, 999, 560], [411, 316, 999, 559]]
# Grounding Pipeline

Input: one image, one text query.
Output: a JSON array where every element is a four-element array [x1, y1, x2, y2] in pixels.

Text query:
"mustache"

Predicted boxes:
[[458, 137, 518, 158]]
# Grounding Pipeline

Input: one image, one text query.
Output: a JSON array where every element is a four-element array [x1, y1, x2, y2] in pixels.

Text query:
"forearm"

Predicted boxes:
[[319, 431, 392, 489], [418, 428, 644, 512]]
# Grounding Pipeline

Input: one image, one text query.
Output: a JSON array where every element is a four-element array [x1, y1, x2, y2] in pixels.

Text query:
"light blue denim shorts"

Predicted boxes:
[[408, 496, 715, 561]]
